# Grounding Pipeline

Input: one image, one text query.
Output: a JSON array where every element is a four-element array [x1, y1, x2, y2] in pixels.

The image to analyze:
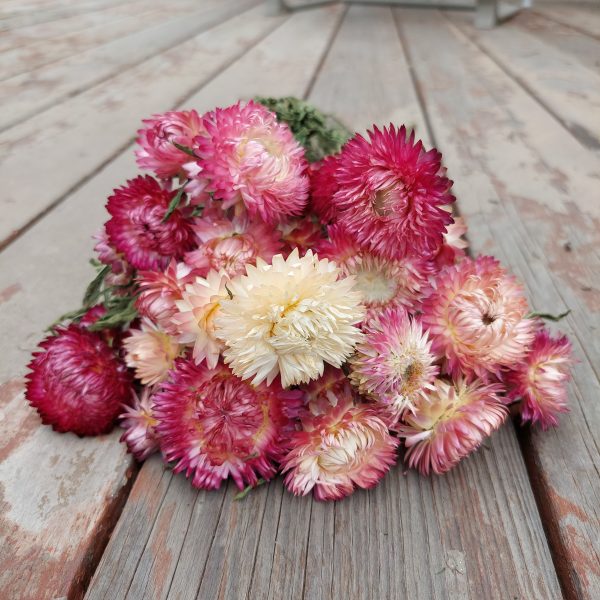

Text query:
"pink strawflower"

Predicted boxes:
[[506, 329, 573, 429], [421, 256, 536, 380], [92, 228, 134, 287], [397, 378, 507, 475], [195, 101, 309, 222], [278, 216, 325, 256], [119, 387, 160, 461], [154, 358, 302, 490], [123, 321, 181, 385], [105, 175, 195, 271], [185, 213, 282, 277], [317, 224, 433, 314], [282, 371, 398, 501], [25, 325, 132, 436], [350, 307, 438, 418], [309, 155, 339, 224], [136, 260, 195, 334], [136, 110, 204, 179], [433, 216, 469, 269], [333, 125, 454, 259], [171, 270, 229, 368]]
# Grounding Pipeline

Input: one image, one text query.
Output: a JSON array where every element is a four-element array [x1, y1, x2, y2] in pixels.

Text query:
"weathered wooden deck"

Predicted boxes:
[[0, 1, 599, 598]]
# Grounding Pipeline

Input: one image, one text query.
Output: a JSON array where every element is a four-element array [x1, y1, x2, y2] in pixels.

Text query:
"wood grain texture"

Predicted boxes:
[[0, 0, 249, 131], [86, 6, 562, 600], [396, 8, 600, 598], [447, 10, 600, 150], [0, 0, 162, 53], [0, 0, 198, 80], [532, 3, 600, 39], [0, 1, 279, 248]]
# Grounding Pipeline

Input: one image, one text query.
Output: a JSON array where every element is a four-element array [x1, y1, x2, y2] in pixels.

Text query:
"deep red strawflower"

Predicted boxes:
[[25, 325, 132, 436], [154, 357, 303, 490], [105, 175, 196, 271], [333, 125, 455, 260], [309, 155, 339, 224]]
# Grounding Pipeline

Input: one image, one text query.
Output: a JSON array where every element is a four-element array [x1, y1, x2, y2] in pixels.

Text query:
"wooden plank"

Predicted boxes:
[[447, 10, 600, 150], [0, 0, 123, 30], [0, 0, 167, 53], [0, 0, 277, 248], [0, 0, 243, 131], [0, 1, 197, 80], [0, 6, 286, 600], [512, 9, 600, 75], [86, 5, 561, 599], [396, 8, 600, 598], [533, 3, 600, 40]]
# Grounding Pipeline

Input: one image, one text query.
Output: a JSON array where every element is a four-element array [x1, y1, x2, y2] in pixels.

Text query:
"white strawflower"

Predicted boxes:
[[214, 249, 365, 387], [171, 269, 229, 368]]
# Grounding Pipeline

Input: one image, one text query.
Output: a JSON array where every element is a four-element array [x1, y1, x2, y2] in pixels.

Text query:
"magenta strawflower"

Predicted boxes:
[[119, 387, 160, 461], [185, 212, 282, 277], [397, 378, 506, 475], [317, 224, 434, 314], [333, 125, 455, 259], [195, 101, 309, 222], [136, 110, 204, 179], [282, 368, 398, 500], [25, 325, 132, 436], [105, 175, 196, 271], [154, 358, 302, 490], [350, 307, 438, 418], [506, 328, 573, 429], [421, 256, 536, 380]]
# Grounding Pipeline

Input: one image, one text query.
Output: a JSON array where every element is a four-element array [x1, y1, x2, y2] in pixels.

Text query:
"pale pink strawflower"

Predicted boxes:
[[350, 307, 438, 418], [433, 216, 469, 269], [282, 371, 398, 501], [333, 125, 455, 260], [185, 213, 282, 277], [123, 322, 181, 385], [215, 249, 365, 388], [506, 328, 573, 430], [119, 387, 160, 461], [397, 378, 507, 475], [309, 155, 339, 224], [136, 110, 204, 179], [154, 358, 302, 490], [136, 260, 196, 335], [171, 270, 229, 368], [317, 224, 434, 314], [93, 228, 134, 287], [105, 175, 196, 271], [195, 101, 309, 223], [421, 256, 536, 380]]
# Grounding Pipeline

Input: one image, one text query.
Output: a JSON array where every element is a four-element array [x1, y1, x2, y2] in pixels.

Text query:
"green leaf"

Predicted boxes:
[[88, 294, 138, 331], [45, 307, 89, 332], [527, 309, 571, 322], [162, 183, 188, 223], [172, 142, 198, 158], [82, 264, 110, 307], [255, 96, 352, 162], [234, 479, 266, 501]]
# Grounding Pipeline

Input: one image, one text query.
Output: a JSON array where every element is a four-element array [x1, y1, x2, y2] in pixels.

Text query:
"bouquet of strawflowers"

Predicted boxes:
[[25, 98, 573, 500]]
